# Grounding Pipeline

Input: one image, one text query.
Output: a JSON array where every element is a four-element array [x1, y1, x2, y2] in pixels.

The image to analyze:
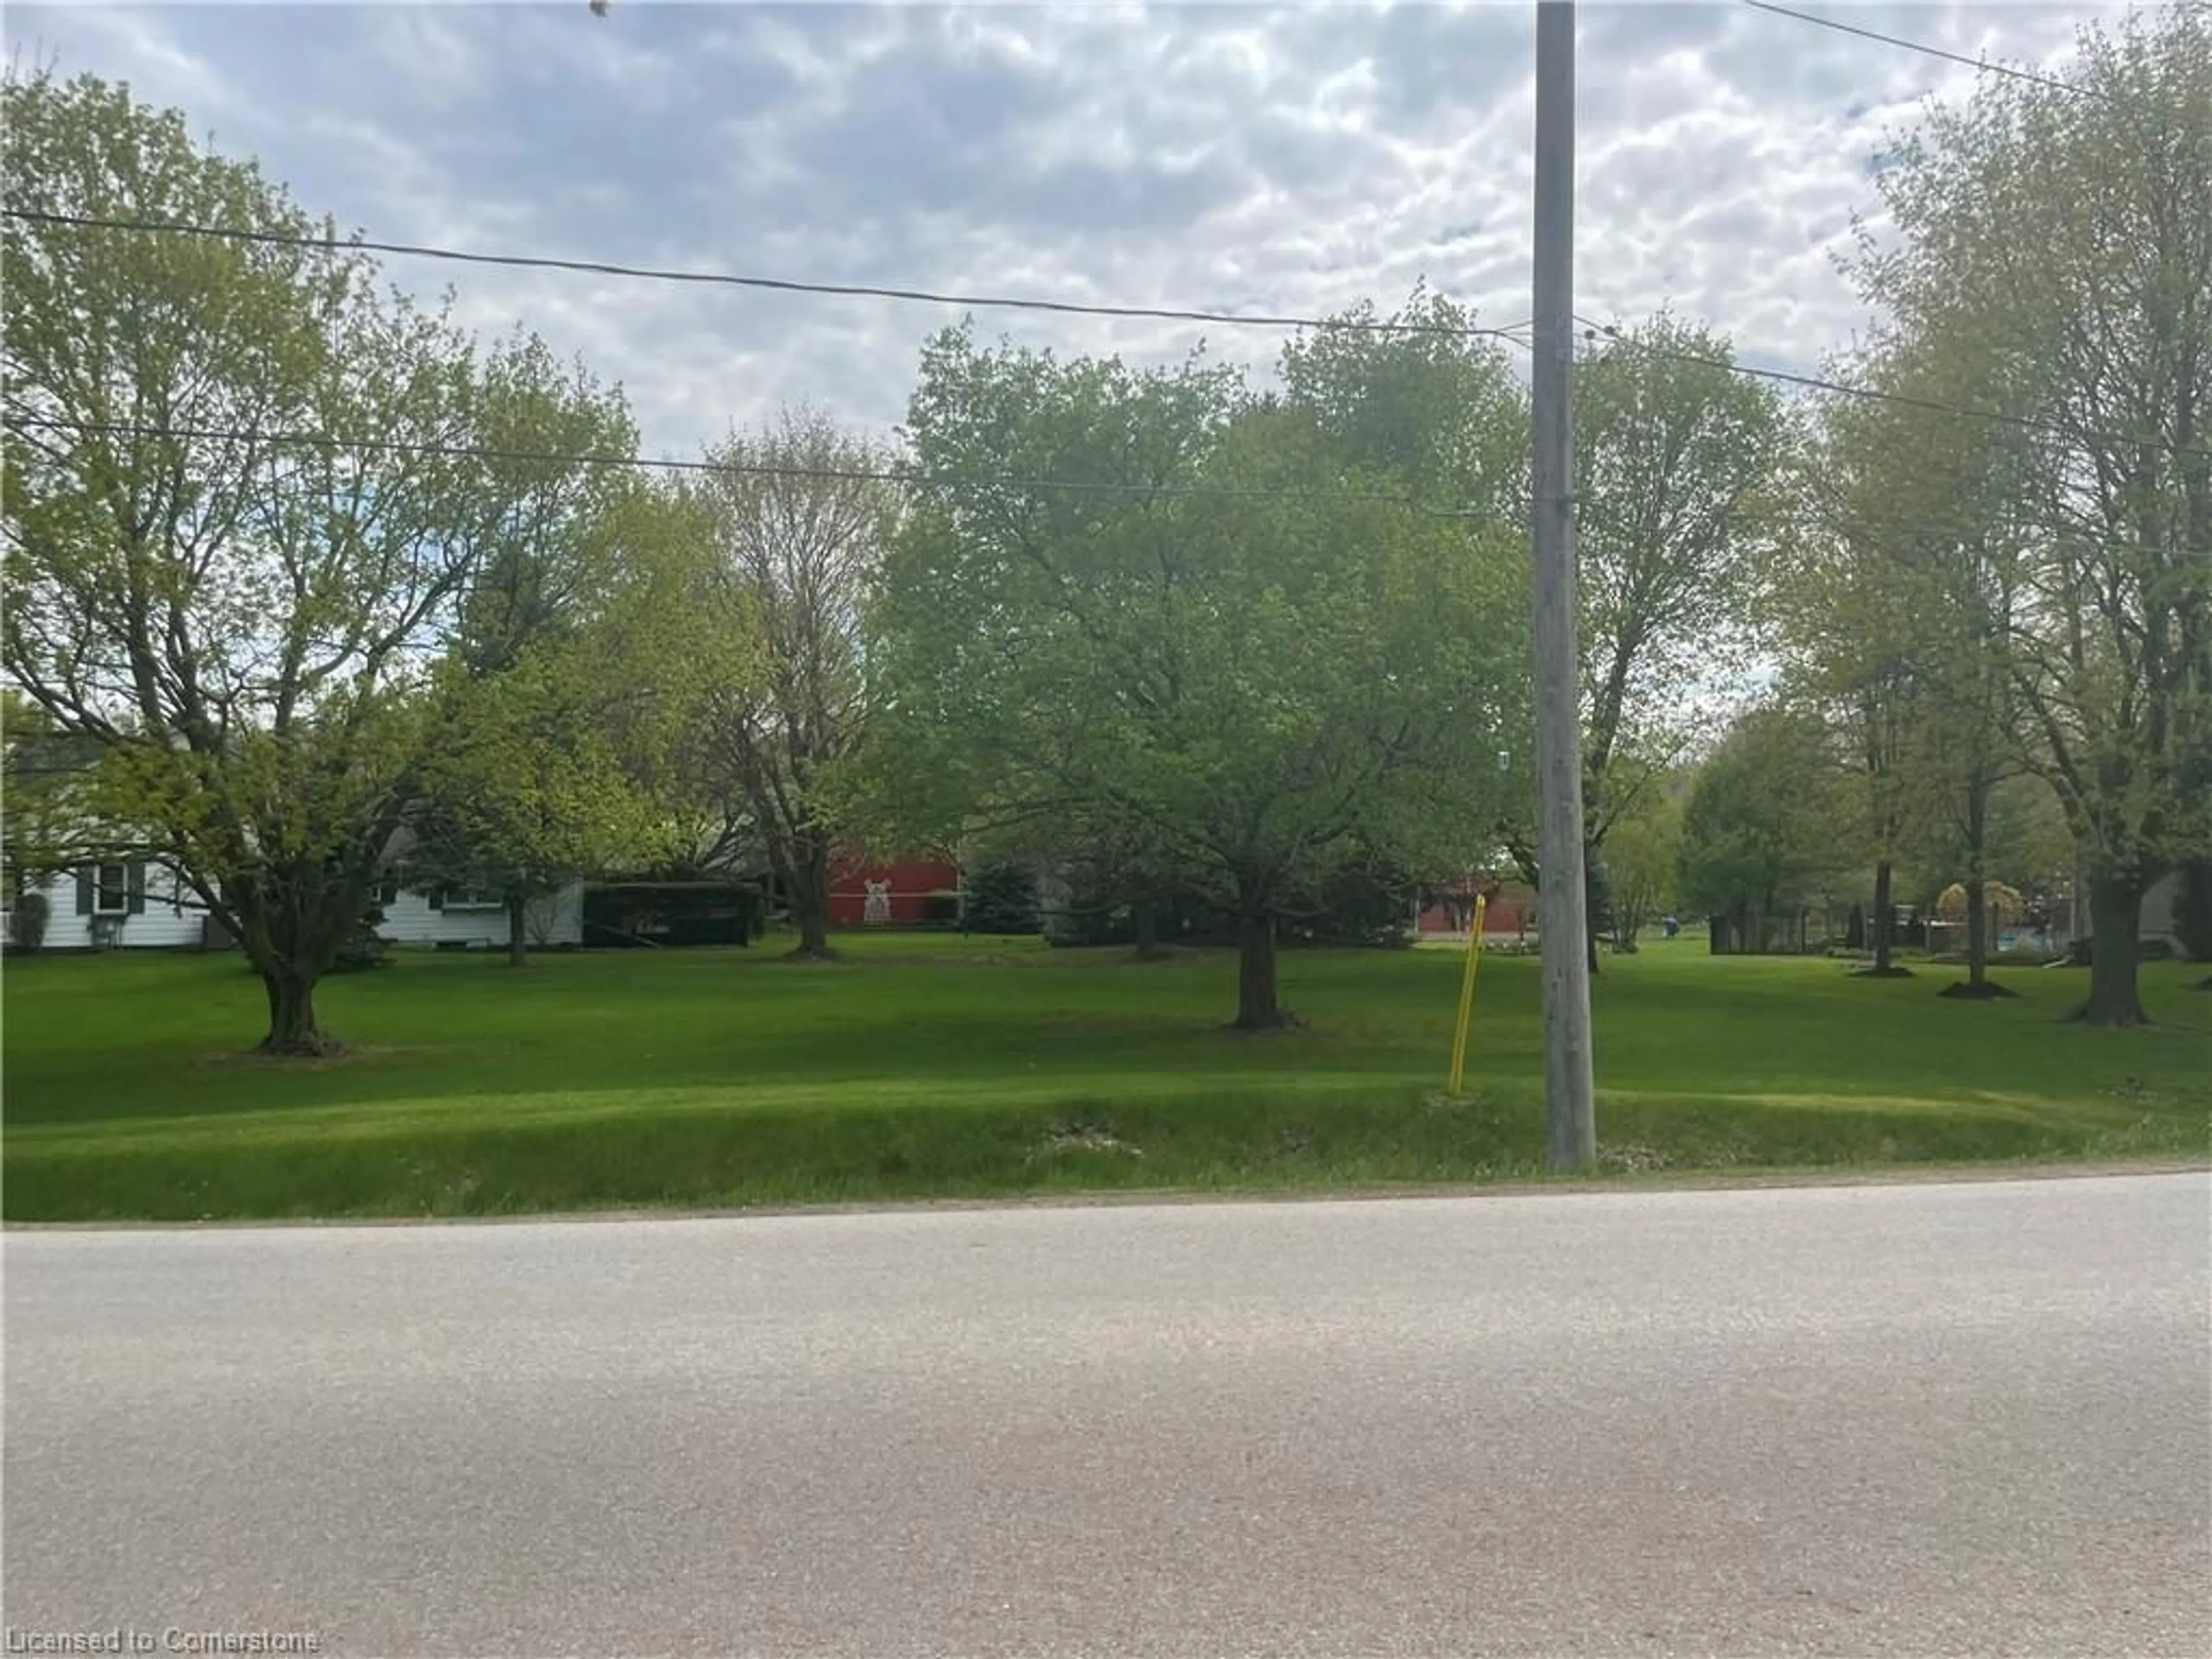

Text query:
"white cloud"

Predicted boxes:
[[363, 7, 487, 102], [4, 1, 2135, 460]]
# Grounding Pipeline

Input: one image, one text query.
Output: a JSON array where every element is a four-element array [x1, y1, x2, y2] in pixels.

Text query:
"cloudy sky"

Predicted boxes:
[[7, 2, 2126, 460]]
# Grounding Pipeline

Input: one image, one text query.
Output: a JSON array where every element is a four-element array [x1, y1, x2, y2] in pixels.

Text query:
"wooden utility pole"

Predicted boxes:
[[1531, 0, 1597, 1169]]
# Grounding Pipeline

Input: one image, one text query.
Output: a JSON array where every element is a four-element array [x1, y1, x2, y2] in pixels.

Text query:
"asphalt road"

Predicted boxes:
[[5, 1174, 2209, 1659]]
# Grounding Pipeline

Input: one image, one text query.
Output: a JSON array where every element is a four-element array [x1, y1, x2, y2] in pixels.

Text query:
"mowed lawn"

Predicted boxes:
[[4, 933, 2207, 1221]]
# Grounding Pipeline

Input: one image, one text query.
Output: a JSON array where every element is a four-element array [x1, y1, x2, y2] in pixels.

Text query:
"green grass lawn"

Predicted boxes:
[[4, 933, 2207, 1221]]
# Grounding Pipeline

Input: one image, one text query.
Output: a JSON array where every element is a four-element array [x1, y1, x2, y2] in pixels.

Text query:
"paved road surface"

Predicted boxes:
[[6, 1175, 2209, 1658]]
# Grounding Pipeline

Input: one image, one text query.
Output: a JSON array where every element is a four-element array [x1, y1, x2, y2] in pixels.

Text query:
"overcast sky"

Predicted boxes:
[[7, 2, 2125, 461]]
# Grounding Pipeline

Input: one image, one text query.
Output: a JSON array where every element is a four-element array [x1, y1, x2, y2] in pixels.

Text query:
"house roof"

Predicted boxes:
[[3, 727, 105, 786]]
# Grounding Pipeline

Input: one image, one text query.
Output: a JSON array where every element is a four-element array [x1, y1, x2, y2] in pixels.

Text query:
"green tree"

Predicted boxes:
[[1847, 4, 2212, 1024], [6, 71, 510, 1051], [1768, 476, 1916, 979], [1677, 703, 1856, 949], [576, 478, 762, 883], [694, 408, 898, 960], [1277, 282, 1529, 518], [1777, 338, 2037, 987], [1277, 290, 1774, 966], [1602, 778, 1685, 950], [399, 355, 706, 968], [850, 327, 1528, 1029], [410, 638, 672, 967], [451, 334, 640, 675], [1055, 819, 1206, 959], [961, 854, 1041, 935], [1509, 316, 1787, 972]]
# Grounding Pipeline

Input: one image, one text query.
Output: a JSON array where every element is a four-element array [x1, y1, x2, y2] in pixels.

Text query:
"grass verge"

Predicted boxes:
[[5, 935, 2206, 1221]]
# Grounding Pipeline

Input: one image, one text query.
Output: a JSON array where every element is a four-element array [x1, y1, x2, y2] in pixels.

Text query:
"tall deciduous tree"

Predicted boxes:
[[1847, 4, 2212, 1024], [399, 353, 704, 967], [451, 335, 639, 675], [1510, 316, 1787, 970], [1276, 285, 1531, 900], [565, 478, 762, 882], [411, 550, 708, 969], [6, 71, 518, 1051], [695, 408, 897, 960], [1778, 377, 1938, 981], [849, 326, 1528, 1029], [1786, 339, 2040, 995]]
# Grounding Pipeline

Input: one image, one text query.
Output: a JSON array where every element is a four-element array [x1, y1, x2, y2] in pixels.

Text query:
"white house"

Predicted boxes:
[[4, 725, 590, 954], [372, 878, 586, 950], [4, 860, 585, 953], [3, 859, 207, 952]]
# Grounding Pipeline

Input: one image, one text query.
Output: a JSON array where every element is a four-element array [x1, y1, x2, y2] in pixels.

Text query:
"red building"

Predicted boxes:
[[1414, 874, 1533, 938], [825, 851, 961, 926]]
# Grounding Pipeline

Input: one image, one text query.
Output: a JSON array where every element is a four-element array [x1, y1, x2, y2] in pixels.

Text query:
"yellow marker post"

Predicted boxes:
[[1448, 893, 1488, 1094]]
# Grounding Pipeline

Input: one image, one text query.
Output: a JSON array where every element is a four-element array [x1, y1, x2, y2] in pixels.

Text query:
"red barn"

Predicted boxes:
[[825, 851, 961, 926]]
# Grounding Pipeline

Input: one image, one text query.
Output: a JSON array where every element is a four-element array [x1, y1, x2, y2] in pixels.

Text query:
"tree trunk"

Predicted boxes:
[[506, 889, 530, 968], [2069, 873, 2151, 1026], [258, 967, 333, 1056], [1231, 875, 1291, 1031], [1964, 773, 1990, 990], [1965, 876, 1988, 989], [790, 832, 835, 959], [1871, 861, 1894, 972], [1133, 896, 1162, 959], [1584, 854, 1605, 976]]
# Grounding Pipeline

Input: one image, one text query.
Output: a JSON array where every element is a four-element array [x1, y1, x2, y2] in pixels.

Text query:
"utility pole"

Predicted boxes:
[[1530, 0, 1597, 1169]]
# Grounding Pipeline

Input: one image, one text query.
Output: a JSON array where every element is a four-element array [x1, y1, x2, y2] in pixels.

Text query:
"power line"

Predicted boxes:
[[0, 410, 1460, 513], [1572, 316, 2209, 463], [9, 412, 2184, 569], [21, 205, 2179, 459], [1738, 1, 2101, 103], [0, 207, 1531, 345]]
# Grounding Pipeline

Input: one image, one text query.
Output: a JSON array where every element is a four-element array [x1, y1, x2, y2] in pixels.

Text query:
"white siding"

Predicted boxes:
[[3, 868, 588, 953], [6, 862, 206, 951], [374, 883, 584, 948], [2141, 870, 2188, 957]]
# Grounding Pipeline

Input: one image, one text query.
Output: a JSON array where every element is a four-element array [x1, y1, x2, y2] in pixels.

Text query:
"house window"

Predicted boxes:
[[75, 862, 145, 919], [434, 885, 503, 910], [94, 863, 131, 914]]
